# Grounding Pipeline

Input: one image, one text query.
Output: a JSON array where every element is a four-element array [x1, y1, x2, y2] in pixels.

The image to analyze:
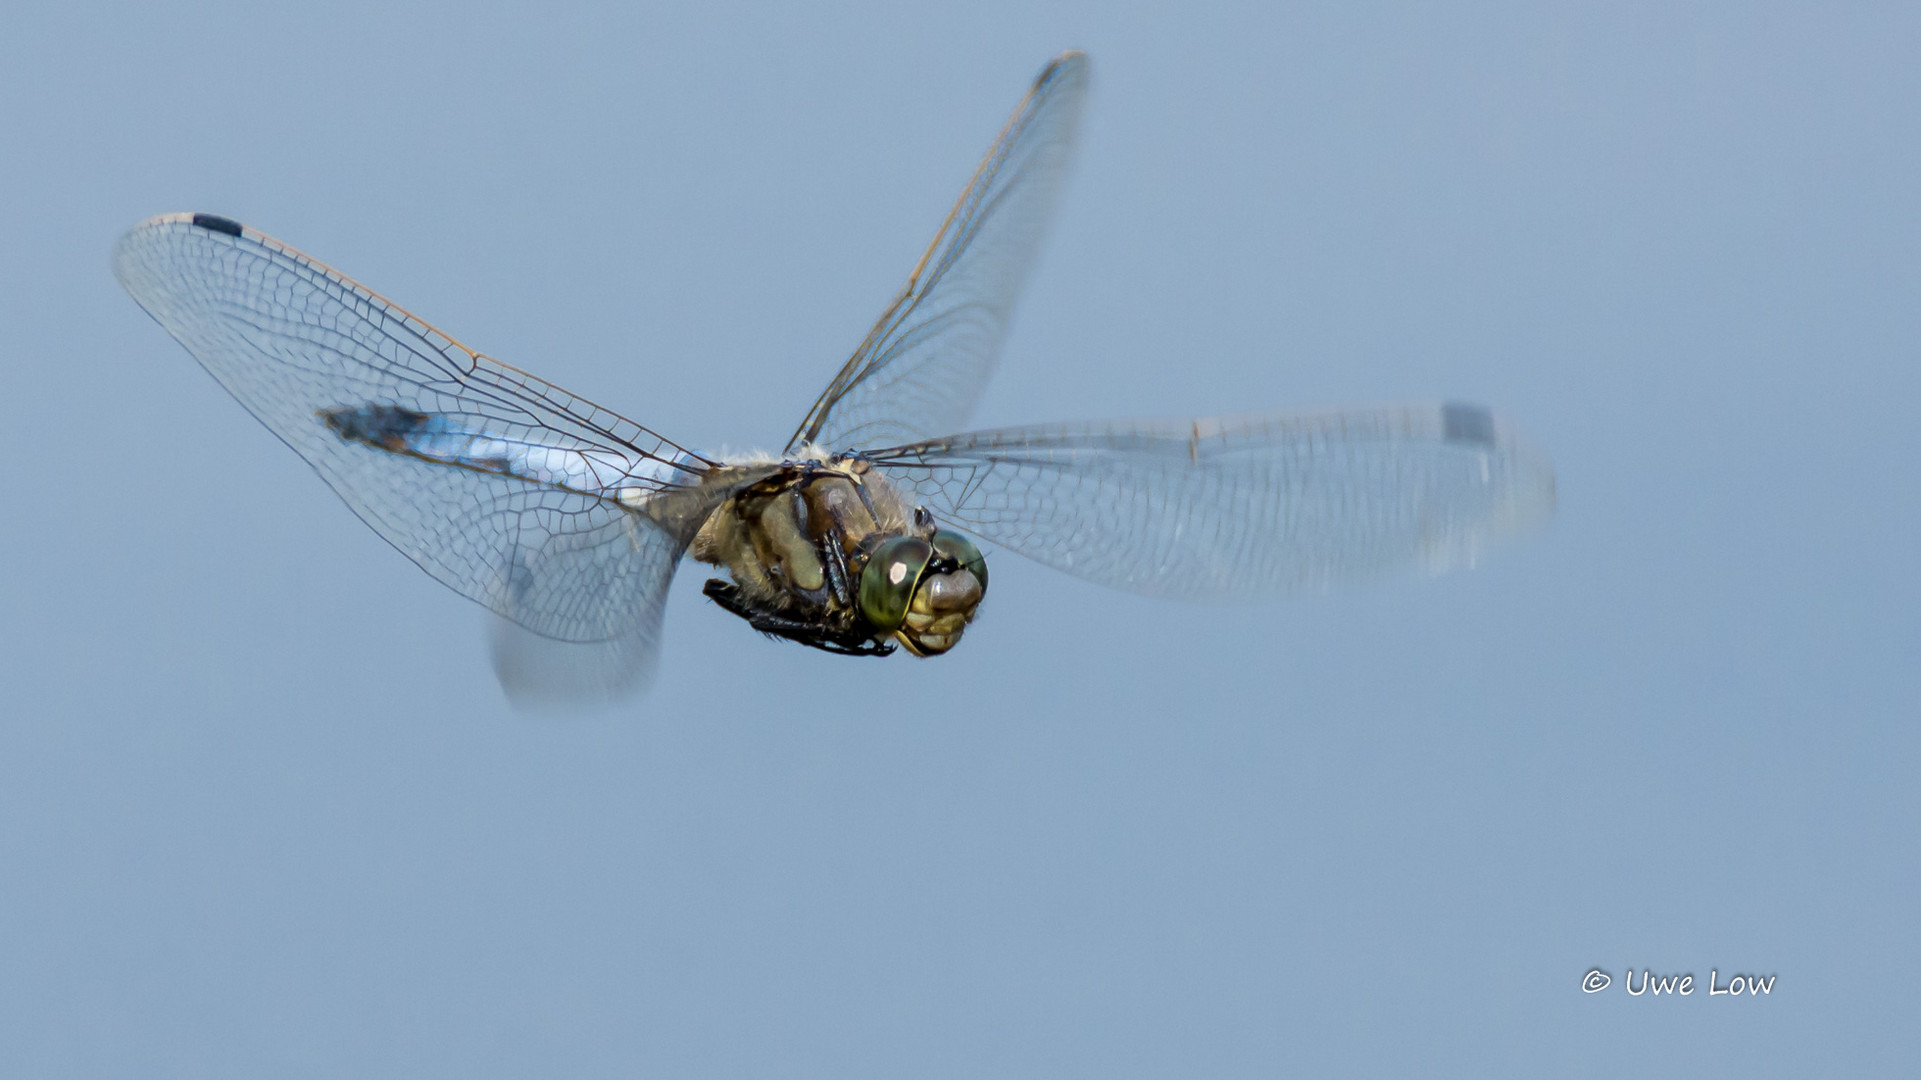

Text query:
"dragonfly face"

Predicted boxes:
[[873, 529, 990, 657], [112, 51, 1555, 704]]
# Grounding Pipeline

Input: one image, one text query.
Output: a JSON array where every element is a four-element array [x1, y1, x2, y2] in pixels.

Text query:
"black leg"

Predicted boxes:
[[703, 578, 894, 657], [784, 633, 897, 658], [703, 578, 755, 619], [819, 530, 853, 608]]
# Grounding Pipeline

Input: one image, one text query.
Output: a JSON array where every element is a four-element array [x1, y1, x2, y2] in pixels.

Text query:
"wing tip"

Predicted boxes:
[[1040, 50, 1089, 87], [1440, 401, 1498, 447], [1459, 403, 1558, 534], [113, 212, 251, 294], [122, 211, 247, 235]]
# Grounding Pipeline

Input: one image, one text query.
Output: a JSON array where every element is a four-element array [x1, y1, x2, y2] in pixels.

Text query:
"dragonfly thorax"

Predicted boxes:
[[690, 457, 987, 656]]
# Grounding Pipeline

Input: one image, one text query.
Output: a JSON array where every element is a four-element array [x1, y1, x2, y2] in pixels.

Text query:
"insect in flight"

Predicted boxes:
[[114, 51, 1554, 704]]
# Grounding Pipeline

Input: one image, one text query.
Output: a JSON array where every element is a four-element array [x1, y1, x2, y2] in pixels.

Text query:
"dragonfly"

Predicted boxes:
[[113, 51, 1554, 705]]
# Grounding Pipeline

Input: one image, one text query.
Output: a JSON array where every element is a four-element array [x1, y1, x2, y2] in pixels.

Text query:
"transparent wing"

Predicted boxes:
[[787, 51, 1088, 454], [865, 403, 1556, 599], [113, 213, 739, 694]]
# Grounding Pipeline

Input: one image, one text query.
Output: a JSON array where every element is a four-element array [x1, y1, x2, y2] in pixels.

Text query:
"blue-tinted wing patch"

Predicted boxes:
[[320, 404, 696, 497]]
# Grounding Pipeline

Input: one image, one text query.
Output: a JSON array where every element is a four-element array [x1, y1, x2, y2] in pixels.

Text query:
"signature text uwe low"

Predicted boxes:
[[1621, 969, 1776, 996]]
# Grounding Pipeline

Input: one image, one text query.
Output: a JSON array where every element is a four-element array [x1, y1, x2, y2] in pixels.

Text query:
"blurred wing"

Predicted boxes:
[[787, 51, 1088, 454], [865, 403, 1556, 599], [113, 213, 742, 696]]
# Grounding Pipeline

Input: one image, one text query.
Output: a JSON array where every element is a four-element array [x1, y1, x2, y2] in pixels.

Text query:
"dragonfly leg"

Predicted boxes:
[[702, 577, 758, 621], [793, 484, 848, 606], [851, 475, 882, 525], [791, 634, 897, 658], [702, 578, 893, 657], [819, 529, 854, 608]]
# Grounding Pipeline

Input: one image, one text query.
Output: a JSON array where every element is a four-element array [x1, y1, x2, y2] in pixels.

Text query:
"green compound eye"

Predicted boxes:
[[930, 530, 987, 597], [858, 536, 932, 632]]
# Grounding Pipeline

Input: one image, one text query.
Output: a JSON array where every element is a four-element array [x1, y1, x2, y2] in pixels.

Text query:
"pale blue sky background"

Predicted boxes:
[[3, 2, 1917, 1076]]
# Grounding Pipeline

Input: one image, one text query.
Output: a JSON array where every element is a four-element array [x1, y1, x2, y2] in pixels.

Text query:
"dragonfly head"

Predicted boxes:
[[858, 530, 989, 656]]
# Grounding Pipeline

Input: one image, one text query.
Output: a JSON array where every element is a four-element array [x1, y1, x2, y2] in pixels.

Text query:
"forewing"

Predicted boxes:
[[866, 403, 1556, 599], [787, 51, 1088, 454], [112, 214, 724, 686]]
